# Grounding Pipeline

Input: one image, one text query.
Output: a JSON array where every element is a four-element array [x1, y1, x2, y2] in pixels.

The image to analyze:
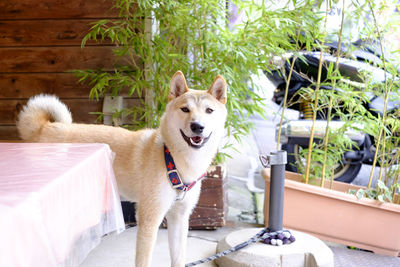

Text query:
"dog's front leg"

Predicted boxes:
[[166, 187, 201, 267], [136, 200, 171, 267], [165, 202, 190, 267]]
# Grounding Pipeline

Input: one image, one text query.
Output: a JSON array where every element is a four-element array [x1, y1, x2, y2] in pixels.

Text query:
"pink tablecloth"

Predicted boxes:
[[0, 143, 125, 267]]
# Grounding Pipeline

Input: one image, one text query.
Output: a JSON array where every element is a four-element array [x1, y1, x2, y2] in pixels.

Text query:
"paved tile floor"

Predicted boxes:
[[80, 174, 400, 267]]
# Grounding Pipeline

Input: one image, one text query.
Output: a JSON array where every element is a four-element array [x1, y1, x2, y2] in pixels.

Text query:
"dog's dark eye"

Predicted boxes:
[[181, 107, 190, 113], [206, 108, 214, 114]]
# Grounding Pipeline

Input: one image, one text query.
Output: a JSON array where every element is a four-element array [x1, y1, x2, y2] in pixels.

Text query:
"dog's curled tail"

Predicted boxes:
[[17, 94, 72, 140]]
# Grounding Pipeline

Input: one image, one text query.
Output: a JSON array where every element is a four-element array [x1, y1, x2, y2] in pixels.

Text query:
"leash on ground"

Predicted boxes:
[[185, 228, 295, 267]]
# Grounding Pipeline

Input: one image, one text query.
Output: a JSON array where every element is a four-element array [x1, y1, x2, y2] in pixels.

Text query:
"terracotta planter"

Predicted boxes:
[[262, 169, 400, 257]]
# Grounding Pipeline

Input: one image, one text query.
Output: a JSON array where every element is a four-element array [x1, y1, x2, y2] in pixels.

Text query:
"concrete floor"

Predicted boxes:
[[80, 221, 259, 267], [80, 227, 218, 267], [80, 174, 400, 267]]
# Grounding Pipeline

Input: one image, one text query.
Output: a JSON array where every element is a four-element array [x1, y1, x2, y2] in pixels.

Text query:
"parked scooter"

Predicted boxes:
[[268, 41, 399, 183]]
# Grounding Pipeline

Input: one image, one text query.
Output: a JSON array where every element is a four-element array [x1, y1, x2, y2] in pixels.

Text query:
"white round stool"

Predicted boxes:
[[216, 228, 333, 267]]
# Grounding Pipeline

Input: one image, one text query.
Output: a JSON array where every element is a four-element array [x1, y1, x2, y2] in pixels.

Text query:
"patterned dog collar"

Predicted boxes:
[[164, 145, 206, 193]]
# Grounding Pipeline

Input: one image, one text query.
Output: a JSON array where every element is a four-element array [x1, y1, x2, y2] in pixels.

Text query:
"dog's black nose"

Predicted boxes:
[[190, 122, 204, 134]]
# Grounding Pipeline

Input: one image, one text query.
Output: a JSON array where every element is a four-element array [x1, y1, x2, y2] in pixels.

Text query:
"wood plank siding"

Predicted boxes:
[[0, 0, 117, 20], [0, 0, 141, 140]]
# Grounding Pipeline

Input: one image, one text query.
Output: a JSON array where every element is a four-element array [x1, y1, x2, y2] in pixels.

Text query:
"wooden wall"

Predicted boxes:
[[0, 0, 141, 140]]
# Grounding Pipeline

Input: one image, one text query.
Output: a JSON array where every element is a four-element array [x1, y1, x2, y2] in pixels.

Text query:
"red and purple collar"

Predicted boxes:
[[164, 145, 206, 193]]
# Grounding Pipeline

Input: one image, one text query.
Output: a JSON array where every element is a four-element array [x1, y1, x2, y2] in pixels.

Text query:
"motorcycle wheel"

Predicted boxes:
[[282, 143, 362, 183]]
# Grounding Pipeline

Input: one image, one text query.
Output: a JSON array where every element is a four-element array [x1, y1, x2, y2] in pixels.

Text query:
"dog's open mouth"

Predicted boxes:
[[180, 130, 211, 149]]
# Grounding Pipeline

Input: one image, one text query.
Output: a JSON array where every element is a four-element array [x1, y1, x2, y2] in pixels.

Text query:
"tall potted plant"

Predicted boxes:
[[74, 0, 322, 228], [264, 0, 400, 256]]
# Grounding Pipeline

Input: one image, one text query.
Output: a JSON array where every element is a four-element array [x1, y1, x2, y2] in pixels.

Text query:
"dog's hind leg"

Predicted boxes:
[[135, 199, 171, 267]]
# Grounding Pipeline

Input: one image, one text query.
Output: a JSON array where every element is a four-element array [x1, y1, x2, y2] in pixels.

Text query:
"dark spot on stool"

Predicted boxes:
[[50, 60, 55, 64]]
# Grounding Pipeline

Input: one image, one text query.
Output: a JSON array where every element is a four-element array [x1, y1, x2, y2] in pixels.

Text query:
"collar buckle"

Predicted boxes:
[[167, 169, 185, 189]]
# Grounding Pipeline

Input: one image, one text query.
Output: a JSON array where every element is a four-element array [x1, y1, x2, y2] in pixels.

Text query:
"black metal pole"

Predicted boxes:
[[267, 150, 287, 232]]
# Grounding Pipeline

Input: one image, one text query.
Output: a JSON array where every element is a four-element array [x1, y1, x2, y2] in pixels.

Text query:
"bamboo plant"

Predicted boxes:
[[75, 0, 323, 162], [75, 0, 400, 202], [274, 0, 400, 203]]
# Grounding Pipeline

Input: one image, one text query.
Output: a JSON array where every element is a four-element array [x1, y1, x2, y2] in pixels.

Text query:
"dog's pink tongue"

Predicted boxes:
[[191, 136, 203, 144]]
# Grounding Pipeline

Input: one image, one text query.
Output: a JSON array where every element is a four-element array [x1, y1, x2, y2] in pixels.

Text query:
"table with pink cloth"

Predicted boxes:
[[0, 143, 125, 267]]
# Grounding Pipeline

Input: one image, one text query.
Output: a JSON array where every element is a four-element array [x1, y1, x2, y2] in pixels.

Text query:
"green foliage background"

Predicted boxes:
[[75, 0, 400, 201], [75, 0, 323, 161], [278, 0, 400, 202]]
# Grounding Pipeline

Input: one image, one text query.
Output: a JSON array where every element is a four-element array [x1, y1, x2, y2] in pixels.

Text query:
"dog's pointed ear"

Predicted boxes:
[[207, 75, 227, 104], [169, 71, 189, 101]]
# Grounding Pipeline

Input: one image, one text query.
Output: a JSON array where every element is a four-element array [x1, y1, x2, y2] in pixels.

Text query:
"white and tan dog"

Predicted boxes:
[[16, 71, 227, 267]]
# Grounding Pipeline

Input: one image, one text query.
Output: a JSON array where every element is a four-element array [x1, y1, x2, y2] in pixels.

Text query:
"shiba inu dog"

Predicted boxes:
[[17, 71, 227, 267]]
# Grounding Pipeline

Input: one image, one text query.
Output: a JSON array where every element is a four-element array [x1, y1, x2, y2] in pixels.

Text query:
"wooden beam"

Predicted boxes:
[[0, 47, 139, 73], [0, 0, 118, 20], [0, 98, 141, 124], [0, 73, 139, 98], [0, 19, 112, 47], [0, 126, 20, 140]]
